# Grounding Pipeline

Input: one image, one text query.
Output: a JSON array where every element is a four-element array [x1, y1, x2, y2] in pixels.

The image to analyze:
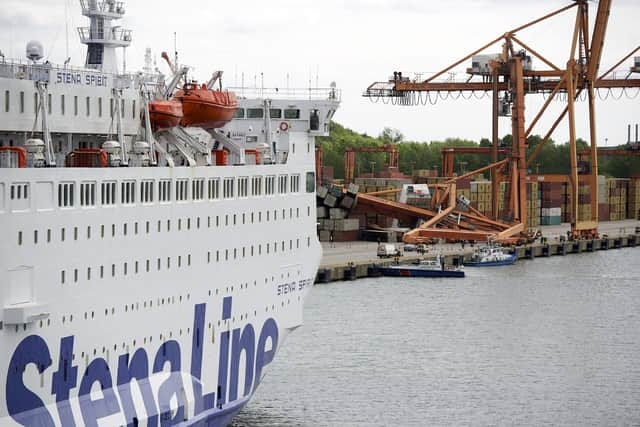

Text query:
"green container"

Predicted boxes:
[[540, 215, 561, 225]]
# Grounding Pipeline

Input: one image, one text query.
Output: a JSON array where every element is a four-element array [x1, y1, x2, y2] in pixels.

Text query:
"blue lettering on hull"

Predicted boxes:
[[4, 297, 279, 426]]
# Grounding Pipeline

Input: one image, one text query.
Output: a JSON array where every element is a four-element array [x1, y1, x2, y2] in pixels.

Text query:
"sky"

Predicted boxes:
[[1, 0, 638, 146]]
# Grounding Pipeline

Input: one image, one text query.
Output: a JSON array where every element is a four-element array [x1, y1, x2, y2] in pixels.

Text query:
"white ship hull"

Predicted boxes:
[[1, 165, 321, 426]]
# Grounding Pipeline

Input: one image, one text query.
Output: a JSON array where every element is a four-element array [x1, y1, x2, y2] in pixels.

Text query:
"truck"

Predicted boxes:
[[377, 243, 402, 258]]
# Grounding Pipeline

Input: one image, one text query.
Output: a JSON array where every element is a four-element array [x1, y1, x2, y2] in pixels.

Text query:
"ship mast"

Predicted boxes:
[[77, 0, 131, 73]]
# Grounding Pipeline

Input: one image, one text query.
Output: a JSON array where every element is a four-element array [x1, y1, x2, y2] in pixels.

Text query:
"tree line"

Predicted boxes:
[[317, 122, 640, 179]]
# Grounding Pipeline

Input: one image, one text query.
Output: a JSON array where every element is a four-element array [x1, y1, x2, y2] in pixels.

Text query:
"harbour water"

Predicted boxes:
[[233, 249, 640, 426]]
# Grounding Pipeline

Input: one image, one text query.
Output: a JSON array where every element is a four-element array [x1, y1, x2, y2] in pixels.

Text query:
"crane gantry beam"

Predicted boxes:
[[366, 75, 640, 95]]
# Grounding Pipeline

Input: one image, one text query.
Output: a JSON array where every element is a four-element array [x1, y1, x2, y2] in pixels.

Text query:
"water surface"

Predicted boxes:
[[233, 250, 640, 426]]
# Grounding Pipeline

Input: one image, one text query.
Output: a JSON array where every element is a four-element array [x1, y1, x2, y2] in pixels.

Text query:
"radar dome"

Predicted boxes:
[[26, 41, 44, 62]]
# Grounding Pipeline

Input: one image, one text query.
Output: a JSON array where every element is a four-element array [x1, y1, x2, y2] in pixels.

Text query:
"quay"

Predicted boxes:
[[316, 219, 640, 283]]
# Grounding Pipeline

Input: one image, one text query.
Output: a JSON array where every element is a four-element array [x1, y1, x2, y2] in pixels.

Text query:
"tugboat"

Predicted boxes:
[[378, 255, 465, 278], [464, 243, 517, 267]]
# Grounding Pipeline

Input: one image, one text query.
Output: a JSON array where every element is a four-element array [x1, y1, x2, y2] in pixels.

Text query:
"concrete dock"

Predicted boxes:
[[317, 219, 640, 283]]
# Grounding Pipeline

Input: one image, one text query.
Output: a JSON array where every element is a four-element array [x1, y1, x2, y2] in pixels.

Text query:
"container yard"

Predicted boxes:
[[314, 176, 640, 283], [313, 0, 639, 281], [357, 0, 640, 244]]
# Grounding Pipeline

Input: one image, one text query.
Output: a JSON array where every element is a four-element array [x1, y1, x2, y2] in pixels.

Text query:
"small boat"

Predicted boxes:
[[175, 83, 238, 129], [148, 99, 183, 130], [464, 244, 517, 267], [378, 256, 465, 278]]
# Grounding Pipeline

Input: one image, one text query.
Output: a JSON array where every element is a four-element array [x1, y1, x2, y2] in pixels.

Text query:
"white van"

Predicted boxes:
[[377, 243, 402, 258]]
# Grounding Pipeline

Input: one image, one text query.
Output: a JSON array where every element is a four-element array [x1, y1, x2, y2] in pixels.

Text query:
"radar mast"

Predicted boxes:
[[77, 0, 131, 73]]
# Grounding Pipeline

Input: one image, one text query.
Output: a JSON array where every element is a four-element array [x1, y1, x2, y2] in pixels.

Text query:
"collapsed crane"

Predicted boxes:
[[364, 0, 640, 242]]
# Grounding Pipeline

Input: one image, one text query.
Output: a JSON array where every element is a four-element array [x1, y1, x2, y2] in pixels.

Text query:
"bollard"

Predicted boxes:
[[344, 265, 357, 281], [367, 265, 381, 277], [317, 268, 331, 284], [526, 246, 534, 260], [561, 243, 567, 256]]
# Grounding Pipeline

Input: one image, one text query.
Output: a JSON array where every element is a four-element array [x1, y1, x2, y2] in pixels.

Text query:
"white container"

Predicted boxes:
[[541, 207, 561, 217]]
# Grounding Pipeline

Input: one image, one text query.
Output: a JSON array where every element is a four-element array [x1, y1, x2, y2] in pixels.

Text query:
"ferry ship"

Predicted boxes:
[[0, 1, 339, 425]]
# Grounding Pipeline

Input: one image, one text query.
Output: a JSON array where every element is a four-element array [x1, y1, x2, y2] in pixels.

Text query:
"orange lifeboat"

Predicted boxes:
[[149, 99, 183, 130], [175, 83, 238, 129]]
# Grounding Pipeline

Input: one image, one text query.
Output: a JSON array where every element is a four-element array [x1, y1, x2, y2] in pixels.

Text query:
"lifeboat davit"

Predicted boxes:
[[175, 83, 238, 129], [149, 99, 183, 130]]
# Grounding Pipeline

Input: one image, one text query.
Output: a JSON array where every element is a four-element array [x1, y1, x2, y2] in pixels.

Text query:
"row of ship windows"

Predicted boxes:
[[234, 107, 300, 120], [55, 269, 300, 328], [2, 90, 136, 120], [8, 172, 312, 209], [17, 208, 311, 245], [3, 290, 300, 356], [59, 237, 311, 285]]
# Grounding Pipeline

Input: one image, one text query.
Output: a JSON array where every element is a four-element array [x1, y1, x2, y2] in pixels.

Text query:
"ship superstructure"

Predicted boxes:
[[0, 2, 340, 426]]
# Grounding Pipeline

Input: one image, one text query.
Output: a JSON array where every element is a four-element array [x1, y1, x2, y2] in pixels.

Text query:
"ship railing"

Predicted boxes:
[[77, 27, 132, 44], [0, 59, 138, 84], [80, 0, 126, 17], [227, 87, 341, 101], [0, 62, 51, 82]]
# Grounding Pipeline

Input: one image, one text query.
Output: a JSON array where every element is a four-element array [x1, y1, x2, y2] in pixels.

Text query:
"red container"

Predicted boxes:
[[598, 203, 610, 221], [457, 177, 472, 189], [333, 230, 359, 242]]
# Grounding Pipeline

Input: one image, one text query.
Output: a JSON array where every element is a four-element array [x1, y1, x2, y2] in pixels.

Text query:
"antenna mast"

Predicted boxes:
[[174, 32, 178, 71]]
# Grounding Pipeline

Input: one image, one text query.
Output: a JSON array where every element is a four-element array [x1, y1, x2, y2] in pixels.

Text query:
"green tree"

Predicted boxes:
[[379, 127, 404, 144]]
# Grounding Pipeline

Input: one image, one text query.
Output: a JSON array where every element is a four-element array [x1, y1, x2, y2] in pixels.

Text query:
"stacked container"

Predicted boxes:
[[469, 180, 492, 216], [455, 177, 472, 206], [561, 183, 571, 222], [628, 177, 640, 220], [526, 181, 540, 228], [597, 176, 610, 221], [577, 183, 591, 221], [354, 177, 411, 201], [607, 178, 628, 221], [494, 181, 539, 227], [540, 182, 562, 225]]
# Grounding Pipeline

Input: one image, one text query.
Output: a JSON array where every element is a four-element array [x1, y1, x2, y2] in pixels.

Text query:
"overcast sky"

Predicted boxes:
[[2, 0, 638, 145]]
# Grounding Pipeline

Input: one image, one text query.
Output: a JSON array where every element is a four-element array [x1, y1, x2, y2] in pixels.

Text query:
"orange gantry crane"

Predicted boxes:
[[365, 0, 640, 242], [344, 144, 399, 185]]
